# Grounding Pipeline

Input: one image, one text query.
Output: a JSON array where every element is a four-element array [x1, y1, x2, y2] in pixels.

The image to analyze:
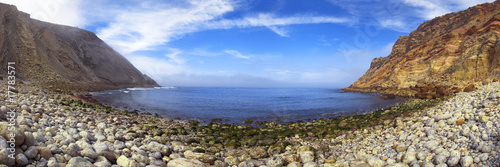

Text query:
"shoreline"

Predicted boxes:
[[0, 81, 498, 166]]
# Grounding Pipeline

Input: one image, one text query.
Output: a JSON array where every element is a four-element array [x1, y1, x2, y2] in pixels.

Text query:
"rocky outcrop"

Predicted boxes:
[[344, 1, 500, 97], [0, 3, 158, 91]]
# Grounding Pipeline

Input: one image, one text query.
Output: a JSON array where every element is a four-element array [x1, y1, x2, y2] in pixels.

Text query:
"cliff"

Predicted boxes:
[[0, 3, 159, 92], [344, 1, 500, 97]]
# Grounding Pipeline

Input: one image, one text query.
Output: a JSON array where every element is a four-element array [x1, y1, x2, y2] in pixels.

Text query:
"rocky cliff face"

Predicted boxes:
[[0, 3, 159, 91], [345, 1, 500, 97]]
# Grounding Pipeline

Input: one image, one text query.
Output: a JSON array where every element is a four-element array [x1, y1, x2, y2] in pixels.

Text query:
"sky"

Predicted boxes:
[[0, 0, 495, 88]]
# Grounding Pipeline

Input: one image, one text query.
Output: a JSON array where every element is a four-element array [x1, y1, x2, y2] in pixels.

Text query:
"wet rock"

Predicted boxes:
[[249, 147, 268, 159]]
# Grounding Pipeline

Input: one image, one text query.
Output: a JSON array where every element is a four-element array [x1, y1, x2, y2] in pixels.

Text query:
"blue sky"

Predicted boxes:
[[1, 0, 494, 88]]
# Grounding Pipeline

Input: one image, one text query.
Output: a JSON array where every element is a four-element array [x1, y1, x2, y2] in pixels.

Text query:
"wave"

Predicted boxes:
[[126, 88, 148, 91], [154, 86, 177, 89]]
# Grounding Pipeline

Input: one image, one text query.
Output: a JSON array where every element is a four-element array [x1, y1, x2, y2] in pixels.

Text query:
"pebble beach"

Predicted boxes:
[[0, 80, 499, 167]]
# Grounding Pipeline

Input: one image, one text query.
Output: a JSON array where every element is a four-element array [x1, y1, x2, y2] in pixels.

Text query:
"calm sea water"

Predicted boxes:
[[91, 87, 403, 124]]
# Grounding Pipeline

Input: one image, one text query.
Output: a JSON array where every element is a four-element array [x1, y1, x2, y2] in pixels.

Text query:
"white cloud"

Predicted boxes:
[[207, 13, 350, 37], [97, 0, 234, 54], [330, 0, 495, 33], [0, 0, 85, 27], [224, 50, 250, 59]]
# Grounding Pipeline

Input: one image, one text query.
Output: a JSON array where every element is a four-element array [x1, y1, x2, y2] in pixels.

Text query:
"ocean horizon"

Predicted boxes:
[[91, 86, 403, 125]]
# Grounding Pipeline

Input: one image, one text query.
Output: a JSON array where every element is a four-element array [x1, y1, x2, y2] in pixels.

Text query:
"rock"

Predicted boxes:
[[67, 157, 93, 167], [367, 156, 386, 167], [0, 149, 15, 166], [24, 146, 38, 159], [433, 153, 447, 165], [460, 156, 473, 167], [434, 114, 452, 121], [402, 149, 416, 164], [114, 140, 126, 150], [141, 142, 172, 156], [416, 150, 427, 160], [395, 144, 407, 153], [24, 132, 37, 147], [38, 147, 53, 159], [117, 155, 140, 167], [93, 142, 109, 154], [287, 162, 302, 167], [303, 162, 318, 167], [167, 158, 205, 167], [299, 151, 315, 163], [297, 146, 315, 153], [47, 158, 61, 167], [447, 155, 460, 166], [249, 147, 268, 159], [184, 150, 215, 164], [0, 122, 26, 145], [478, 153, 488, 161], [480, 145, 491, 153], [82, 147, 99, 159], [99, 151, 119, 164], [63, 143, 81, 157], [224, 156, 239, 166], [15, 153, 28, 166], [266, 156, 285, 167], [33, 132, 47, 143], [97, 122, 107, 129], [455, 118, 465, 125], [463, 84, 476, 92]]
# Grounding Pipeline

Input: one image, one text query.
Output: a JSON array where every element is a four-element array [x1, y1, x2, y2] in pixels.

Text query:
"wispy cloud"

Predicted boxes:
[[206, 13, 350, 37], [329, 0, 494, 32], [96, 0, 234, 54], [224, 50, 250, 59], [0, 0, 85, 27]]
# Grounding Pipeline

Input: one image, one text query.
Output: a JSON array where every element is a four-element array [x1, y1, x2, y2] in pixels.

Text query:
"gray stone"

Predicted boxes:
[[460, 156, 473, 167], [402, 149, 416, 164], [299, 151, 315, 163], [416, 150, 427, 160], [0, 149, 15, 166], [24, 132, 38, 147], [117, 155, 140, 167], [47, 158, 61, 167], [478, 153, 488, 162], [63, 143, 81, 157], [93, 142, 109, 154], [184, 150, 215, 164], [94, 156, 112, 167], [141, 142, 171, 156], [447, 155, 460, 166], [114, 140, 126, 150], [434, 114, 452, 121], [167, 158, 205, 167], [24, 146, 38, 159], [433, 153, 447, 165], [266, 156, 285, 167], [97, 123, 107, 129], [249, 147, 268, 159], [303, 162, 318, 167], [33, 132, 47, 143], [82, 147, 99, 159], [15, 153, 29, 166], [67, 157, 93, 167]]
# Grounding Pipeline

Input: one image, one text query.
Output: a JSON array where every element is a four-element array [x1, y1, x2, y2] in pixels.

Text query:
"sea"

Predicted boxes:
[[91, 87, 403, 125]]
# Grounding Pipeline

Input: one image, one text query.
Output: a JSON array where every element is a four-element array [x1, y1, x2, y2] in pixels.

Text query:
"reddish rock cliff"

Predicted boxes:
[[345, 1, 500, 96]]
